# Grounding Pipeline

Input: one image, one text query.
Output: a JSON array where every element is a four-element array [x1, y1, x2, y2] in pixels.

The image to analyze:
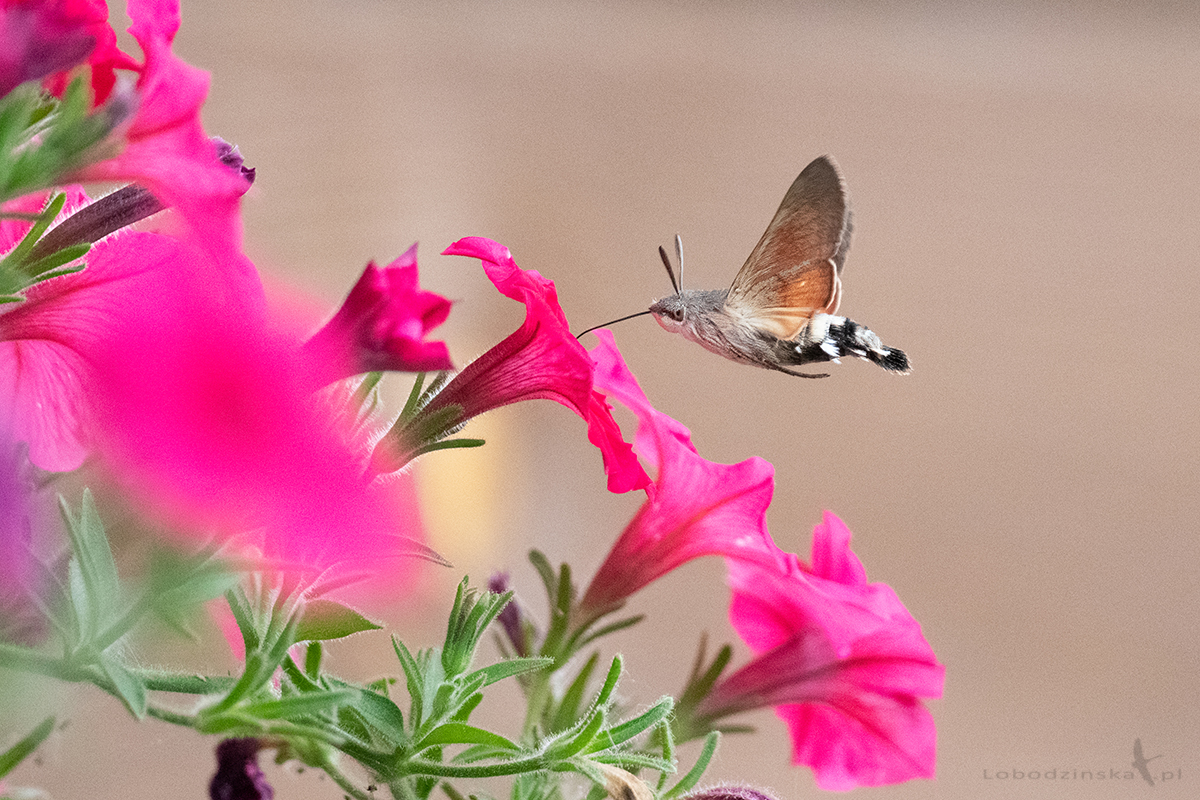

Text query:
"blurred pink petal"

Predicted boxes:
[[88, 271, 428, 603], [304, 244, 452, 384], [0, 188, 262, 472], [578, 330, 782, 617], [0, 0, 132, 101], [702, 512, 944, 790], [70, 0, 250, 261], [0, 425, 41, 644]]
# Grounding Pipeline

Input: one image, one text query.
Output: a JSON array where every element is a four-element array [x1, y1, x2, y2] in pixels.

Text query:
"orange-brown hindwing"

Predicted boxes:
[[725, 156, 851, 339]]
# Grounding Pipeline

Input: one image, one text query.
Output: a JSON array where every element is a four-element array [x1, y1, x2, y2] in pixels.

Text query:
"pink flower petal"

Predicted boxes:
[[0, 187, 263, 472], [578, 330, 782, 615], [705, 512, 944, 790], [88, 262, 427, 604], [70, 0, 250, 264], [303, 244, 452, 384], [0, 0, 131, 101], [430, 238, 646, 493]]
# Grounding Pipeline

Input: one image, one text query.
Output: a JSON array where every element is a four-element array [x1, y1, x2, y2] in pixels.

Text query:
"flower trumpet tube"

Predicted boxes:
[[692, 512, 944, 790], [577, 330, 786, 621], [372, 237, 646, 493]]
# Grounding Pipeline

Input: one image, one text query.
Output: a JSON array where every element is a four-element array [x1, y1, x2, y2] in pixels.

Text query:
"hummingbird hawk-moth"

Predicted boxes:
[[582, 156, 910, 379]]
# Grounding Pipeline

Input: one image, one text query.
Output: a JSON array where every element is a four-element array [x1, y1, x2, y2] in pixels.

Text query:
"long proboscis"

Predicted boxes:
[[575, 235, 683, 339], [574, 309, 654, 340]]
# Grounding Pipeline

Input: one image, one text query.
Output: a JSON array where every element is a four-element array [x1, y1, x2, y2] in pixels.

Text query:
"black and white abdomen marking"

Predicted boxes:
[[783, 313, 911, 373]]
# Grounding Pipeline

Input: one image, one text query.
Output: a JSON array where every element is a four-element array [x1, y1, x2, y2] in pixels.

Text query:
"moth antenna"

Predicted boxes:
[[658, 244, 680, 294], [575, 310, 654, 340], [674, 233, 684, 291]]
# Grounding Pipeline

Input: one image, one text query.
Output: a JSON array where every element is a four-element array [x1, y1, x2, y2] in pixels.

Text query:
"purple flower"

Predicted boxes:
[[209, 738, 273, 800]]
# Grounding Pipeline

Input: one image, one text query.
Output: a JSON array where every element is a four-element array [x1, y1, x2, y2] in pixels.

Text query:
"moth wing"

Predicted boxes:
[[726, 155, 851, 339]]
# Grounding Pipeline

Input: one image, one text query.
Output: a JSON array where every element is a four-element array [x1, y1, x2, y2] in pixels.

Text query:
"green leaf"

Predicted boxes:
[[295, 599, 383, 642], [224, 587, 261, 653], [452, 744, 528, 764], [1, 192, 65, 272], [413, 438, 486, 457], [241, 690, 356, 720], [281, 654, 321, 694], [326, 678, 407, 744], [679, 639, 732, 709], [560, 758, 607, 789], [593, 656, 623, 709], [415, 722, 519, 752], [60, 491, 121, 639], [99, 652, 148, 718], [528, 550, 557, 601], [22, 241, 89, 280], [465, 657, 552, 688], [590, 751, 673, 773], [305, 641, 324, 678], [0, 716, 55, 779], [575, 615, 645, 649], [451, 691, 483, 723], [545, 705, 607, 760], [587, 698, 673, 753], [662, 732, 719, 800], [147, 550, 241, 638], [393, 637, 427, 728], [552, 652, 599, 732]]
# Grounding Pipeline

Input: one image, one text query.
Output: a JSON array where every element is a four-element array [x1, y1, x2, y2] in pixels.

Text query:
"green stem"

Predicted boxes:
[[145, 705, 197, 727], [0, 642, 90, 682], [324, 762, 374, 800], [396, 753, 551, 780], [138, 670, 236, 695]]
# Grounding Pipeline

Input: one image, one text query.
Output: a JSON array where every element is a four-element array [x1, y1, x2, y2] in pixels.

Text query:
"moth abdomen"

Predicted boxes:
[[876, 346, 911, 373], [787, 313, 911, 374]]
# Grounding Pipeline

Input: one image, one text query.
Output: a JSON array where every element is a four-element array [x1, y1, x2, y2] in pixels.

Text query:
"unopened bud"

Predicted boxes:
[[209, 738, 274, 800], [598, 764, 654, 800], [683, 786, 781, 800]]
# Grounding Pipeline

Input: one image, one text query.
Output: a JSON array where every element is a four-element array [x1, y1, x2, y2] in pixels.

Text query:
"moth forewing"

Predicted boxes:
[[639, 154, 908, 377], [727, 155, 850, 303]]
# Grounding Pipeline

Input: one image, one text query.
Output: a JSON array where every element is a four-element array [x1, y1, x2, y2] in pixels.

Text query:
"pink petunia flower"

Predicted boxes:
[[0, 0, 133, 102], [87, 257, 429, 605], [577, 330, 785, 619], [302, 243, 452, 385], [373, 237, 646, 493], [698, 512, 944, 791], [0, 187, 262, 472], [68, 0, 251, 264]]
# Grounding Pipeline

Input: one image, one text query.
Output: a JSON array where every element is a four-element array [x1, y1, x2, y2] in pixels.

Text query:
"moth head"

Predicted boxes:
[[649, 294, 688, 332]]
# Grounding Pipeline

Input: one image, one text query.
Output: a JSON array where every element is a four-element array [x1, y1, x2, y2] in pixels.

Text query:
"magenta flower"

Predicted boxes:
[[0, 187, 262, 472], [698, 512, 944, 791], [435, 236, 594, 419], [0, 0, 132, 101], [86, 262, 429, 604], [0, 423, 42, 645], [302, 244, 452, 385], [577, 330, 784, 618], [374, 237, 646, 493], [69, 0, 252, 263]]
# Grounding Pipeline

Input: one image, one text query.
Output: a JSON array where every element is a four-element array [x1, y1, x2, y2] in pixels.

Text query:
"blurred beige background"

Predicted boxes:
[[10, 1, 1200, 798]]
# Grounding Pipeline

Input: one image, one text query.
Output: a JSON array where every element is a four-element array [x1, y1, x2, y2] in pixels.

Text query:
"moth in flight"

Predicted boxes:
[[582, 156, 909, 379]]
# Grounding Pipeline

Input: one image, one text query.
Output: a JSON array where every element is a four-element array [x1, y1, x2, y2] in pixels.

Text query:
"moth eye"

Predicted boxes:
[[670, 308, 684, 322]]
